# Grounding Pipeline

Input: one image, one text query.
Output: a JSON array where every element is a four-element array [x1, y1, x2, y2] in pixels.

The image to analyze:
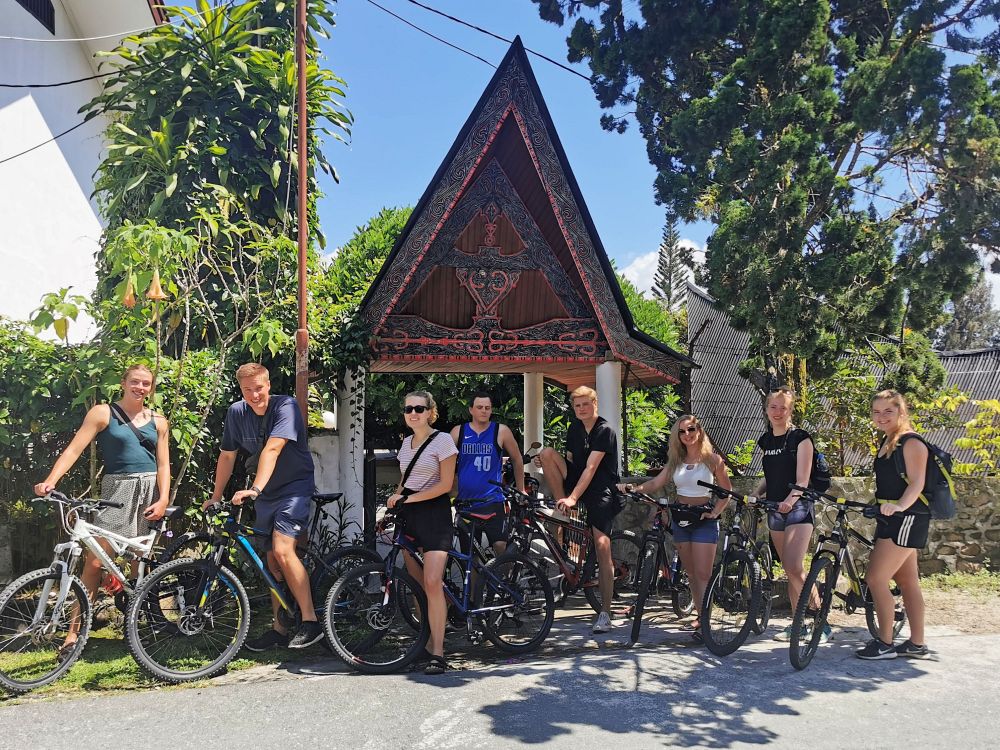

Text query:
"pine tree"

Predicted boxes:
[[651, 216, 692, 312], [935, 272, 1000, 351]]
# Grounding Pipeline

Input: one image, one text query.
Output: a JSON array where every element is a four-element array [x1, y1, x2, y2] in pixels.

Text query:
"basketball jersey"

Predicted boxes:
[[455, 422, 503, 505]]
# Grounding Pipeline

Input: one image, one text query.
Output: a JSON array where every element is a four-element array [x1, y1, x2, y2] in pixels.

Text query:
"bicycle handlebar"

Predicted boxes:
[[619, 490, 715, 515], [788, 484, 878, 517], [695, 481, 783, 512], [37, 490, 123, 510]]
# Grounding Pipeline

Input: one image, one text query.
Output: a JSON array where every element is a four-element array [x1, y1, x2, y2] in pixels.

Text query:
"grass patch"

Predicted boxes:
[[922, 568, 1000, 596]]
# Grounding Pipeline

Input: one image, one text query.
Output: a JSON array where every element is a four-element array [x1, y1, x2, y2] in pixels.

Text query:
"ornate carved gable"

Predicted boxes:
[[360, 37, 691, 384]]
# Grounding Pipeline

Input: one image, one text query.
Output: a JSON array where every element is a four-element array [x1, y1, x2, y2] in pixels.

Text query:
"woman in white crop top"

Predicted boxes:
[[619, 415, 731, 640]]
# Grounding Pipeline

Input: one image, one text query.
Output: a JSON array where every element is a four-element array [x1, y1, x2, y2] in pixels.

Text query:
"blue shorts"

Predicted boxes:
[[671, 517, 720, 544], [253, 495, 311, 542], [767, 500, 814, 532]]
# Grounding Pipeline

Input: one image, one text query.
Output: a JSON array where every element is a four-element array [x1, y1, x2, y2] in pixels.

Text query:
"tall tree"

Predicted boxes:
[[531, 0, 1000, 377], [651, 215, 692, 312], [935, 271, 1000, 350]]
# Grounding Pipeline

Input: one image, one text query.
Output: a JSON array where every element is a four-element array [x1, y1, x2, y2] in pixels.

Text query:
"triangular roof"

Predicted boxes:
[[359, 37, 694, 387]]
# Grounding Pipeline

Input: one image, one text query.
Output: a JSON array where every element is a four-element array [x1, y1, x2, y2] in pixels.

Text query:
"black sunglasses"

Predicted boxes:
[[404, 405, 428, 414], [679, 425, 700, 434]]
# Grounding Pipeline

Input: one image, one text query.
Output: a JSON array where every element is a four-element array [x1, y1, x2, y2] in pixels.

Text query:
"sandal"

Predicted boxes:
[[57, 640, 77, 664], [423, 655, 447, 675]]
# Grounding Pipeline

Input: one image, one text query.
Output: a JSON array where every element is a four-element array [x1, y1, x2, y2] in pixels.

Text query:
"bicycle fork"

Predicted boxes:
[[37, 545, 83, 631]]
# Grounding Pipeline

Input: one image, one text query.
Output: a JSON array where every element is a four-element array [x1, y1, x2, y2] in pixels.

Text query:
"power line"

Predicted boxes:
[[402, 0, 592, 82], [363, 0, 495, 68], [0, 120, 88, 166], [0, 3, 220, 43]]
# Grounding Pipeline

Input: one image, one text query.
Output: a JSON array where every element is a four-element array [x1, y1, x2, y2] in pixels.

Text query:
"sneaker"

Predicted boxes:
[[895, 640, 930, 659], [288, 621, 324, 649], [855, 638, 897, 660], [244, 628, 289, 652], [773, 625, 794, 642], [592, 611, 614, 634], [819, 624, 833, 643]]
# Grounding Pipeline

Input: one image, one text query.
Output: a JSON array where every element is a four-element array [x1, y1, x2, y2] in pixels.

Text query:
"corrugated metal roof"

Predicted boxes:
[[686, 283, 1000, 474]]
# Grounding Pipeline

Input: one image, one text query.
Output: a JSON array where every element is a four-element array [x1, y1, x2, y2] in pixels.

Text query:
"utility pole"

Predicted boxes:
[[294, 0, 309, 420]]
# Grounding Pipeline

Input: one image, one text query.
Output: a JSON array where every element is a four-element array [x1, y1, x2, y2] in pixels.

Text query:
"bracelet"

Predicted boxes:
[[250, 485, 262, 496]]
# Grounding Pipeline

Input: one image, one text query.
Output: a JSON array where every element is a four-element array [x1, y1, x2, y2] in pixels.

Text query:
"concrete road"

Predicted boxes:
[[1, 610, 997, 749]]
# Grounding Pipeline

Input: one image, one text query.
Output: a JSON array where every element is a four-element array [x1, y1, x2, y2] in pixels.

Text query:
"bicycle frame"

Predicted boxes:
[[812, 506, 875, 604], [512, 505, 597, 589]]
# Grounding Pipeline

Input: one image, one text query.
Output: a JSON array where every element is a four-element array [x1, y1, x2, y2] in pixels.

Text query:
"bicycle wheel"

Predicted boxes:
[[325, 562, 429, 674], [161, 531, 270, 610], [700, 549, 759, 656], [0, 569, 92, 693], [669, 569, 694, 618], [864, 583, 907, 641], [583, 529, 642, 614], [751, 540, 774, 634], [790, 553, 837, 670], [628, 542, 660, 646], [310, 545, 382, 622], [476, 552, 554, 654], [126, 558, 250, 683]]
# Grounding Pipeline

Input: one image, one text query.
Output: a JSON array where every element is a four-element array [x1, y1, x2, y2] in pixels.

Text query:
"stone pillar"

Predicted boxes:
[[596, 360, 623, 472], [523, 372, 544, 451], [336, 368, 365, 539]]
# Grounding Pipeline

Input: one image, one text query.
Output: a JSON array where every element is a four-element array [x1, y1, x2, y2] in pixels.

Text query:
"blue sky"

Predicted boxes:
[[314, 0, 709, 293]]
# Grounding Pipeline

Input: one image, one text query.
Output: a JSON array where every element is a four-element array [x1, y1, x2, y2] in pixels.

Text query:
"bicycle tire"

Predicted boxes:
[[751, 540, 774, 634], [700, 549, 759, 656], [311, 545, 382, 622], [160, 530, 272, 610], [583, 529, 642, 615], [125, 557, 250, 684], [324, 562, 429, 674], [864, 583, 908, 641], [790, 553, 837, 670], [476, 552, 554, 654], [669, 569, 694, 618], [629, 541, 660, 646], [0, 569, 92, 694]]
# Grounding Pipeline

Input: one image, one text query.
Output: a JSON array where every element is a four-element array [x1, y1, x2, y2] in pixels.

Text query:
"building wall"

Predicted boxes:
[[0, 1, 156, 329]]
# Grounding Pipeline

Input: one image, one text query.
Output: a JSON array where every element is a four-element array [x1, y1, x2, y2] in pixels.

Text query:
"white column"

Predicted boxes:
[[336, 368, 365, 537], [523, 372, 544, 451], [596, 360, 623, 473]]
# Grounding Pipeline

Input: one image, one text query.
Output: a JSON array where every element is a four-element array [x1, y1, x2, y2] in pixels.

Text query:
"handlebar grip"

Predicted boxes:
[[98, 501, 124, 509], [863, 506, 879, 519]]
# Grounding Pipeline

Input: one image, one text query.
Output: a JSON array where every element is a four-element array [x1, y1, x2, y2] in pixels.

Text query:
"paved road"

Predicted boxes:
[[1, 610, 997, 749]]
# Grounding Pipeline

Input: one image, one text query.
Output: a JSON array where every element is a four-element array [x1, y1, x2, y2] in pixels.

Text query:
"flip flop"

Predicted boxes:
[[423, 655, 447, 675]]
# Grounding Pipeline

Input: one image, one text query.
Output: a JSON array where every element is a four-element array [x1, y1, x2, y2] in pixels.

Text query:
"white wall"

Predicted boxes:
[[0, 1, 155, 332]]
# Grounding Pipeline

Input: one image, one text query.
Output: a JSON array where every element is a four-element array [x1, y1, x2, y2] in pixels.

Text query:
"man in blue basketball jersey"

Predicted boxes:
[[450, 391, 524, 555]]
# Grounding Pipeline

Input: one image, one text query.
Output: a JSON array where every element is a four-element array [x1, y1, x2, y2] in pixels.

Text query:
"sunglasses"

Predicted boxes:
[[679, 426, 700, 434], [404, 405, 429, 414]]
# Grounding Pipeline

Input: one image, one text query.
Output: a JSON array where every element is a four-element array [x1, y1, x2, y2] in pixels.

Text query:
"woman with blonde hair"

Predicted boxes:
[[386, 390, 457, 674], [858, 389, 931, 660], [621, 415, 730, 640]]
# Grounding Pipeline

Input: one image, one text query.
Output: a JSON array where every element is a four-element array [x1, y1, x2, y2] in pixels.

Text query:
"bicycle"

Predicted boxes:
[[787, 483, 907, 670], [617, 490, 709, 646], [124, 495, 363, 683], [695, 480, 781, 656], [496, 482, 642, 615], [324, 497, 555, 674], [0, 490, 178, 694]]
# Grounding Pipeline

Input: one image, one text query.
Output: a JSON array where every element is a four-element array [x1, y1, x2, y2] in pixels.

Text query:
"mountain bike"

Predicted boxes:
[[324, 497, 555, 674], [124, 496, 364, 684], [0, 491, 178, 694], [788, 484, 907, 670], [617, 490, 708, 646], [696, 480, 781, 656], [495, 482, 641, 614]]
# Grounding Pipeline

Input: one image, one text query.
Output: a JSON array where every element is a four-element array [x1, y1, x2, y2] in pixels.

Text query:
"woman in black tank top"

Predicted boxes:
[[857, 390, 931, 661]]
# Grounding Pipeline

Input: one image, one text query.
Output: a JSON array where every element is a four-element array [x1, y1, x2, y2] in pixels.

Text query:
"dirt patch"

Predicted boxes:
[[921, 588, 1000, 634]]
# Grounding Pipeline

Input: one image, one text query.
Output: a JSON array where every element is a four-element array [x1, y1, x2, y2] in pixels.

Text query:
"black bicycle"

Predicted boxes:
[[696, 480, 781, 656], [619, 490, 707, 646], [788, 484, 907, 670]]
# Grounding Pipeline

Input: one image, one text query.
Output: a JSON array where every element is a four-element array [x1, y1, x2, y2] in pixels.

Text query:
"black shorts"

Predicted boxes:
[[456, 502, 507, 549], [583, 494, 622, 537], [875, 511, 930, 549], [400, 494, 454, 552]]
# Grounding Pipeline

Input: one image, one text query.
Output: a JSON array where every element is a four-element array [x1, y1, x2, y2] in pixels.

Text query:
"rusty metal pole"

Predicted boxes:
[[294, 0, 309, 420]]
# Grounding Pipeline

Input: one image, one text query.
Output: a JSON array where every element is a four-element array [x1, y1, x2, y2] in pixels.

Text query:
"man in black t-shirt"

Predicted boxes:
[[534, 386, 622, 634]]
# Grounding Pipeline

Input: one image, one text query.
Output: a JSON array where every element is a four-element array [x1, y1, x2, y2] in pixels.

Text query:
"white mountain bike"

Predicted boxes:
[[0, 490, 178, 694]]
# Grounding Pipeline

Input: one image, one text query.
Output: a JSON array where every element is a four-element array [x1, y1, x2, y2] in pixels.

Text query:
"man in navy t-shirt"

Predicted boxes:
[[205, 363, 321, 651]]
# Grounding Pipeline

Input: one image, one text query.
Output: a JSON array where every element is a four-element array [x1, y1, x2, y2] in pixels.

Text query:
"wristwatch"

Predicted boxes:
[[250, 485, 263, 496]]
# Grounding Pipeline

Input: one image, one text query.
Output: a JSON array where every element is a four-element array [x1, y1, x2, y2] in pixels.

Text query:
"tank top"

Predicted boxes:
[[673, 462, 714, 498], [455, 422, 503, 505], [97, 408, 158, 474], [874, 436, 930, 514]]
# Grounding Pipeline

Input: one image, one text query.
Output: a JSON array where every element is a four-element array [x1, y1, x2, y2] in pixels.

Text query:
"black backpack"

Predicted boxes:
[[893, 434, 957, 520], [782, 430, 831, 493]]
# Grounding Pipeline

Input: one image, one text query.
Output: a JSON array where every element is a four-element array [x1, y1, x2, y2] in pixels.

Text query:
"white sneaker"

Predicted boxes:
[[592, 611, 614, 634]]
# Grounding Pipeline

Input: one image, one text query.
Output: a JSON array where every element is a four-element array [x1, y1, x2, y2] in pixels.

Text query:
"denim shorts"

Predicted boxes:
[[671, 517, 720, 544], [253, 495, 311, 542], [767, 500, 815, 532]]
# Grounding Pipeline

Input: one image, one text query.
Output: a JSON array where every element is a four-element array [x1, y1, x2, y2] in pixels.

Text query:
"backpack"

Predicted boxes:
[[892, 434, 957, 520], [782, 429, 831, 493]]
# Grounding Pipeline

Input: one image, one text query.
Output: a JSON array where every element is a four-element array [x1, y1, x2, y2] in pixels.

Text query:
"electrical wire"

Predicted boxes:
[[363, 0, 495, 68], [0, 120, 89, 166], [0, 3, 219, 43]]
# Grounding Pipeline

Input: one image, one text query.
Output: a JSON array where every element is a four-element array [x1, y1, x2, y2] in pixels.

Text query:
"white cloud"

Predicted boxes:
[[620, 239, 705, 297]]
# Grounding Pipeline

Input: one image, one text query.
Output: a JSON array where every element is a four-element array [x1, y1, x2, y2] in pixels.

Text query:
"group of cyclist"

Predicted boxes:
[[34, 361, 934, 675]]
